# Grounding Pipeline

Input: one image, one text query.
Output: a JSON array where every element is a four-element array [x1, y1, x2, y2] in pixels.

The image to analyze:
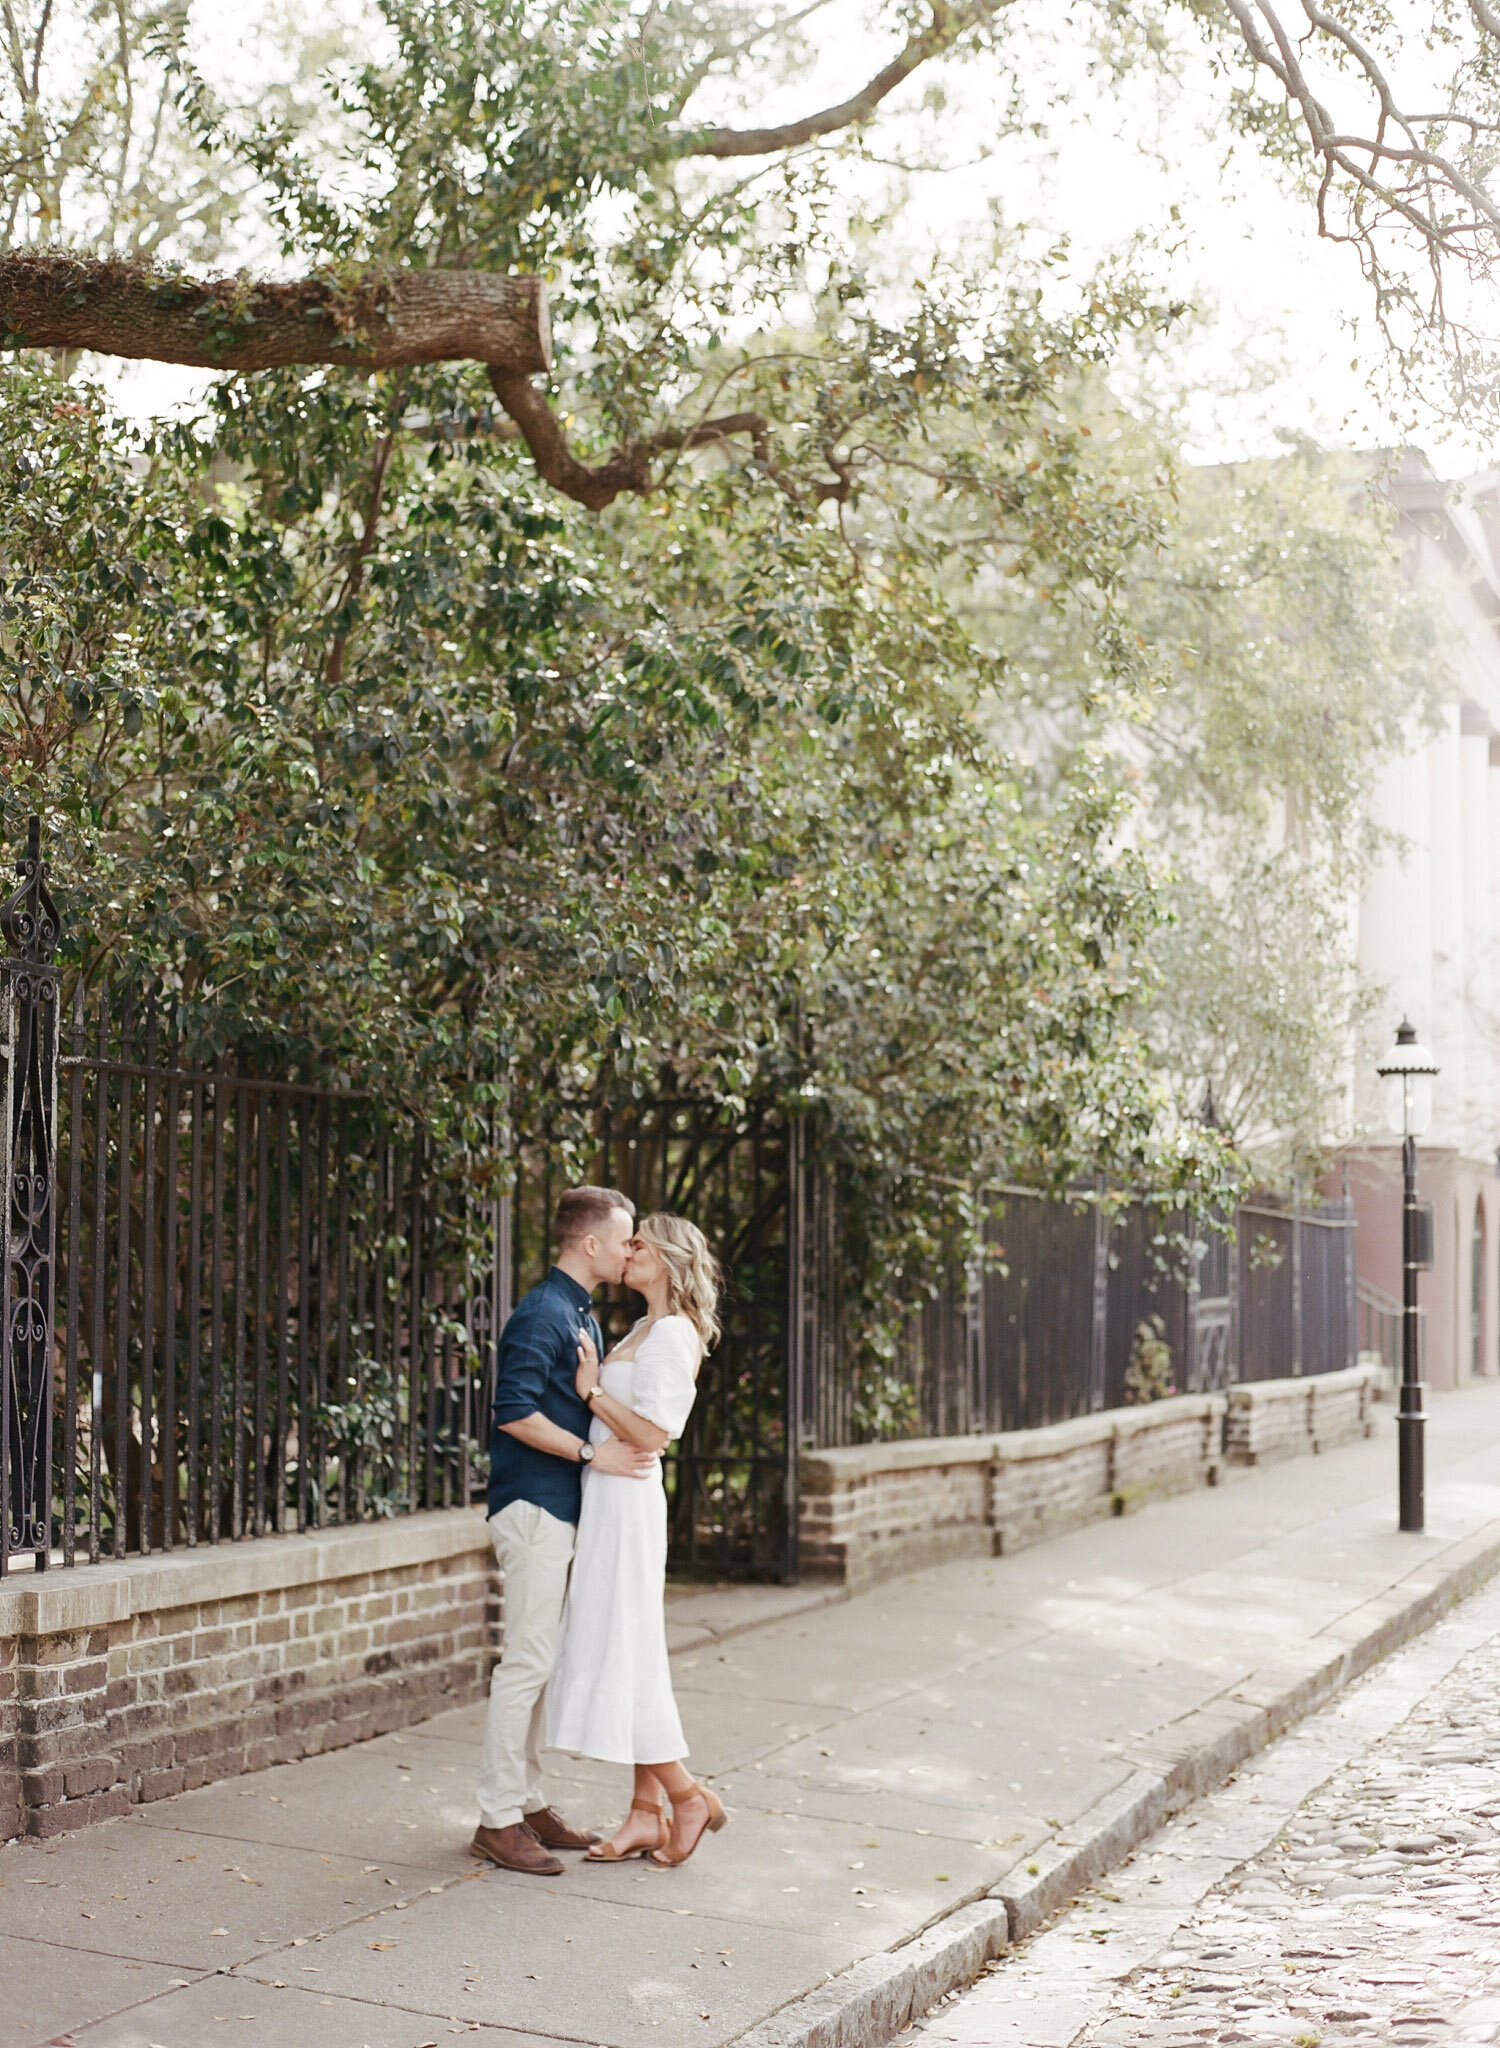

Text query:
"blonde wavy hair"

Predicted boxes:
[[637, 1212, 722, 1352]]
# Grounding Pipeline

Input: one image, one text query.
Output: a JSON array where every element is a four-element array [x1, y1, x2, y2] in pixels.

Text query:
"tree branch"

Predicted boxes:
[[325, 386, 404, 690], [685, 0, 1009, 158], [488, 366, 779, 509], [1218, 0, 1500, 259], [0, 252, 553, 373]]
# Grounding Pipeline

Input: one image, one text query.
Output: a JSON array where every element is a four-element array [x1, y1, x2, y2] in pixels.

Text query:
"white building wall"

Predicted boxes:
[[1351, 467, 1500, 1385]]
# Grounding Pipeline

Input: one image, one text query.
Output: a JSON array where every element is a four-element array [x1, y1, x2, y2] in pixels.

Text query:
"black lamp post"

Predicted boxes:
[[1375, 1018, 1439, 1534]]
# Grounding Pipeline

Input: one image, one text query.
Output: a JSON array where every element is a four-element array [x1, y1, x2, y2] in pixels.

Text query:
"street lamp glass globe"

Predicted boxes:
[[1376, 1022, 1438, 1137], [1382, 1069, 1434, 1137]]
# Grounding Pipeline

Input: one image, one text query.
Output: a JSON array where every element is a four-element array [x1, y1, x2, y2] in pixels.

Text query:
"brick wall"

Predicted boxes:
[[1112, 1400, 1223, 1504], [798, 1438, 993, 1589], [799, 1367, 1382, 1590], [1224, 1364, 1376, 1466], [0, 1625, 17, 1843], [990, 1419, 1115, 1555], [0, 1510, 498, 1842]]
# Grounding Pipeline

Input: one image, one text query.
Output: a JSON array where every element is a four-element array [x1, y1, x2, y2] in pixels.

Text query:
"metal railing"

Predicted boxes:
[[1357, 1279, 1405, 1387], [51, 981, 504, 1566], [1, 825, 803, 1578], [0, 819, 1371, 1583], [794, 1173, 1360, 1449]]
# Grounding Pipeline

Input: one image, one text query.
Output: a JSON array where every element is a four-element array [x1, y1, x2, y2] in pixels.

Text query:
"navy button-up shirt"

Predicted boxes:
[[487, 1266, 601, 1524]]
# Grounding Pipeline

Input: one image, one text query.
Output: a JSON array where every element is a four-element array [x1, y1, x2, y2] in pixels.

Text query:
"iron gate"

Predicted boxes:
[[0, 824, 802, 1581], [0, 820, 60, 1573], [503, 1100, 797, 1579]]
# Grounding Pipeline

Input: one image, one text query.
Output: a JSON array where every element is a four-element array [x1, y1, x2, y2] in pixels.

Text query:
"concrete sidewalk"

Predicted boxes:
[[8, 1385, 1500, 2048]]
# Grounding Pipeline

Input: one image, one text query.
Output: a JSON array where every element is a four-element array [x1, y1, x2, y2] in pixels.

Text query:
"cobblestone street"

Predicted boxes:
[[923, 1577, 1500, 2048]]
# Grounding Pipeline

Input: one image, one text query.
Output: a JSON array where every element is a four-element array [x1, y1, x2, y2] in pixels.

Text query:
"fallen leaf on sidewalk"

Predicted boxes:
[[369, 1941, 396, 1950]]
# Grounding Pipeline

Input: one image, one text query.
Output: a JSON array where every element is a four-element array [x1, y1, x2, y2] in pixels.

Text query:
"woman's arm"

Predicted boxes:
[[585, 1386, 669, 1455], [576, 1325, 670, 1453], [592, 1320, 699, 1454]]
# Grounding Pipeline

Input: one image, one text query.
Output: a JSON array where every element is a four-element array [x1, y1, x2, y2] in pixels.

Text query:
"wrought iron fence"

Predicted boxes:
[[0, 820, 1363, 1586], [49, 983, 504, 1567], [1357, 1279, 1404, 1385], [1, 819, 60, 1575], [1, 824, 800, 1577], [23, 1015, 796, 1577], [793, 1175, 1358, 1450]]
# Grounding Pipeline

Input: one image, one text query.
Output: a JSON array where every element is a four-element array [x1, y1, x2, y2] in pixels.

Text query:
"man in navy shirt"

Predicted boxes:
[[472, 1185, 654, 1874]]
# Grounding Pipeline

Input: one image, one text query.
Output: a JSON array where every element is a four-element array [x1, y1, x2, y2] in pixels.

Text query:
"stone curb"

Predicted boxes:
[[730, 1901, 1009, 2048], [726, 1512, 1500, 2048]]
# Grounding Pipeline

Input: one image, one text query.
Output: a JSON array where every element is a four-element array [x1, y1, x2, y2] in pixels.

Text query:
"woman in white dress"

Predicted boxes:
[[545, 1212, 727, 1866]]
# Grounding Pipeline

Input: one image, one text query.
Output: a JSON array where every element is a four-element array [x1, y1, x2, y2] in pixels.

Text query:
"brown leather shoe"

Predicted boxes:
[[524, 1804, 602, 1851], [469, 1822, 564, 1875]]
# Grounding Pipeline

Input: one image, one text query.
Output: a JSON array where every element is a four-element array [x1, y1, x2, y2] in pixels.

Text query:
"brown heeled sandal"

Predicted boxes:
[[585, 1797, 669, 1861], [649, 1783, 728, 1867]]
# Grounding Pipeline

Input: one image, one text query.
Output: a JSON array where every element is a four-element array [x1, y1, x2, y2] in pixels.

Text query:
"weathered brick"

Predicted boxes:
[[63, 1757, 120, 1799], [2, 1522, 499, 1845]]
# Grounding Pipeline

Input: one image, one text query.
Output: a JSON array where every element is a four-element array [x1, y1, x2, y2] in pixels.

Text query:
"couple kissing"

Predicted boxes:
[[470, 1186, 727, 1873]]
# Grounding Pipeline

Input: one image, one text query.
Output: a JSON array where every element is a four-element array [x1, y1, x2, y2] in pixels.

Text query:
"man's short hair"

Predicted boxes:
[[554, 1185, 635, 1246]]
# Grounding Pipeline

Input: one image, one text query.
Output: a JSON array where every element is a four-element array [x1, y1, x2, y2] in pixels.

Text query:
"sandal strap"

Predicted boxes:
[[630, 1795, 664, 1813]]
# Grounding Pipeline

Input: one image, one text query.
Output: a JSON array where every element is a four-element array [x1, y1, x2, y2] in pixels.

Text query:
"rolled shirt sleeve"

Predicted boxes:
[[493, 1304, 561, 1425]]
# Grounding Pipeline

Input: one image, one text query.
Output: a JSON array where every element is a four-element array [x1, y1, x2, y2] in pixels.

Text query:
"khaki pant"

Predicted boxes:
[[476, 1499, 577, 1829]]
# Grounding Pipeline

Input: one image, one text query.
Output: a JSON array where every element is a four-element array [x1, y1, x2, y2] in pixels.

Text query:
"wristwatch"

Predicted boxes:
[[584, 1384, 602, 1405], [577, 1440, 595, 1465]]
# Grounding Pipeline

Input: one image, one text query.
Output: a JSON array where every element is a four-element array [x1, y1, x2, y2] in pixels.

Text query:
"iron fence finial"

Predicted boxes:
[[0, 815, 59, 965]]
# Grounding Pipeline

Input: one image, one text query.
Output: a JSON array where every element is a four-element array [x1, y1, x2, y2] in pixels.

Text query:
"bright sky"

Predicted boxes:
[[102, 0, 1490, 476]]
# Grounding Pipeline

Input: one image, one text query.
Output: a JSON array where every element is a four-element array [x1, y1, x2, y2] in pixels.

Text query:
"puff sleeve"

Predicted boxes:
[[631, 1317, 701, 1441]]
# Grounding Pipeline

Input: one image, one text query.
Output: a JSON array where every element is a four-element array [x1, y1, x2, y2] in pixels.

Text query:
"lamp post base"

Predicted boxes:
[[1398, 1381, 1426, 1534]]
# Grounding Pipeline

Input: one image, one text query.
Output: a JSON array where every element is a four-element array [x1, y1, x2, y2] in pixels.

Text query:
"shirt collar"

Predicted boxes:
[[548, 1265, 595, 1315]]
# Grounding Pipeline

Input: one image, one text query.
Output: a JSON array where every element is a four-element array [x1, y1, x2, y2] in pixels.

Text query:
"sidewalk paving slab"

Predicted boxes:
[[6, 1381, 1500, 2048]]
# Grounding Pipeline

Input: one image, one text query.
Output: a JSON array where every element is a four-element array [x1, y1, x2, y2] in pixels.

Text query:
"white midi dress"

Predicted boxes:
[[545, 1315, 701, 1766]]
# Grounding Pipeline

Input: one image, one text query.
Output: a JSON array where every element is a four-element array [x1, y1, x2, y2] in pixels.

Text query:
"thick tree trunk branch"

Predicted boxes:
[[0, 252, 553, 373], [686, 0, 1006, 158], [487, 366, 773, 509]]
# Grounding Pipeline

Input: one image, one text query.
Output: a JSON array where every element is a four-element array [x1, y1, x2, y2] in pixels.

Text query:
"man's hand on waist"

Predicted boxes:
[[592, 1437, 656, 1478], [498, 1410, 652, 1478]]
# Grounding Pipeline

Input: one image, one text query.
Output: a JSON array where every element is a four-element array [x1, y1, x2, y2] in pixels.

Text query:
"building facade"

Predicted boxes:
[[1349, 459, 1500, 1390]]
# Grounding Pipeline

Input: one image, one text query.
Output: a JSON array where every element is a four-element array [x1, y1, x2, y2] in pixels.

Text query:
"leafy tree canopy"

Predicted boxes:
[[3, 0, 1452, 1336]]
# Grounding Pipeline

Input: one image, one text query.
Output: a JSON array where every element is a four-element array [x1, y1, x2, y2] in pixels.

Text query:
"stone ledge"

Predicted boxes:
[[799, 1435, 998, 1489], [1109, 1392, 1223, 1440], [991, 1411, 1112, 1463], [1225, 1362, 1377, 1410], [796, 1372, 1377, 1591], [0, 1507, 489, 1639]]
